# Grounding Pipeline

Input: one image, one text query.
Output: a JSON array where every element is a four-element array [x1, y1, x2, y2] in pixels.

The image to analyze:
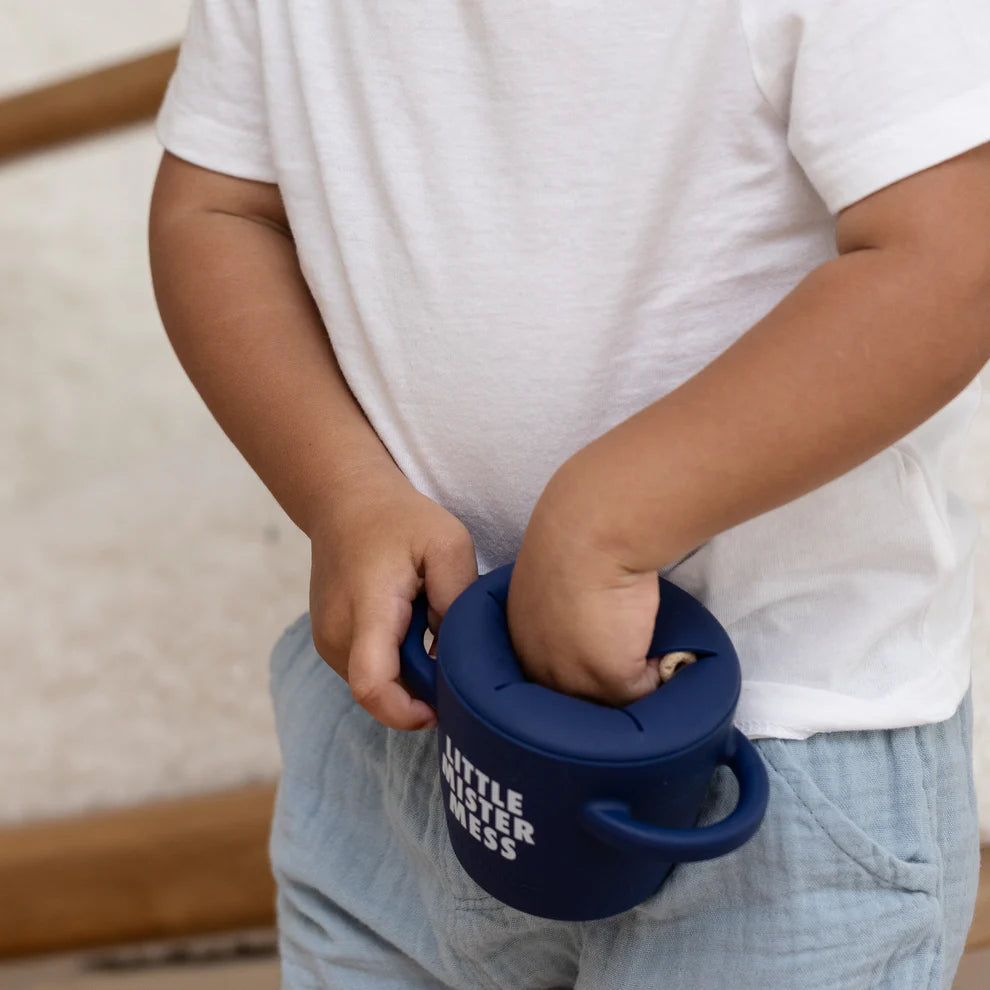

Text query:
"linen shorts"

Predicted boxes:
[[268, 611, 981, 990]]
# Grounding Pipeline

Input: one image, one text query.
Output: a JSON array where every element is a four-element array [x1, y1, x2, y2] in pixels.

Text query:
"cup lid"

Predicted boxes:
[[438, 562, 740, 763]]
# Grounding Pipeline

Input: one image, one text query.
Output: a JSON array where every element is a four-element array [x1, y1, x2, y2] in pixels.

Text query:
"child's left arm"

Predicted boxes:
[[507, 141, 990, 707]]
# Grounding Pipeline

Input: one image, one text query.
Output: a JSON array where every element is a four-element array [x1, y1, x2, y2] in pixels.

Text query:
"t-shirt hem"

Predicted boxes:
[[795, 79, 990, 215], [735, 647, 971, 741], [155, 85, 278, 185]]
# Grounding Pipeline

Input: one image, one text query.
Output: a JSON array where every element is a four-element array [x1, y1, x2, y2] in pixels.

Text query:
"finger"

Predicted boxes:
[[556, 650, 664, 707], [349, 601, 437, 731], [423, 531, 479, 623], [427, 603, 442, 637]]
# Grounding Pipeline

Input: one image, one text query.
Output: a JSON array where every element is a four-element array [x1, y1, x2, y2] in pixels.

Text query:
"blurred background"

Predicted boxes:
[[0, 1, 988, 987], [0, 0, 305, 985]]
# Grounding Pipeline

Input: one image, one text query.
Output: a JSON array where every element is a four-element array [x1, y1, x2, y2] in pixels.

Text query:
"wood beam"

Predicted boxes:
[[0, 45, 178, 162], [0, 784, 276, 959]]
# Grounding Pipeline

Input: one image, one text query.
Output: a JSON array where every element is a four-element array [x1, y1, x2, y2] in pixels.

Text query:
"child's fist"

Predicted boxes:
[[307, 473, 478, 731]]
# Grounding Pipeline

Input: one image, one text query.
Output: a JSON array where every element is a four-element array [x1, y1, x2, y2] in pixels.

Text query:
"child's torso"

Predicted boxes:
[[253, 0, 982, 735]]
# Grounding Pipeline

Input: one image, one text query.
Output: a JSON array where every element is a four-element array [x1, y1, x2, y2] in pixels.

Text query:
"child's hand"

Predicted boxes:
[[506, 482, 663, 707], [307, 470, 478, 731]]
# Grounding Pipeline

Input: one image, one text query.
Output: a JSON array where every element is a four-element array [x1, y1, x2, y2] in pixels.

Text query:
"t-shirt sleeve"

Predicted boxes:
[[739, 0, 990, 215], [155, 0, 276, 183]]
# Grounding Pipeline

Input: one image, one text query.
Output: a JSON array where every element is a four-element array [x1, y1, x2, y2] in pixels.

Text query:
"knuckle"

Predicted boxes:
[[430, 523, 474, 564], [349, 676, 385, 710], [448, 522, 475, 553], [572, 665, 634, 707]]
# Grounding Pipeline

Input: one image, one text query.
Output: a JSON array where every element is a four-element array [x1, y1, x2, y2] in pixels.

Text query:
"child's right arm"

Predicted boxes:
[[148, 151, 478, 730]]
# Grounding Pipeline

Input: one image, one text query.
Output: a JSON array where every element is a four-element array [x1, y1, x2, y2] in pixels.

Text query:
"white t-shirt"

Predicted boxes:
[[156, 0, 990, 740]]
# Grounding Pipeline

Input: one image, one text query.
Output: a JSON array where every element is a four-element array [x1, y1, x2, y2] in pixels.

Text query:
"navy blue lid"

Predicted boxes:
[[438, 563, 740, 764]]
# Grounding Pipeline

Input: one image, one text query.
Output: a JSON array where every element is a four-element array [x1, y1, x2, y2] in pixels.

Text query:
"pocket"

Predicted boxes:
[[435, 826, 509, 909], [380, 725, 503, 909], [758, 734, 939, 895]]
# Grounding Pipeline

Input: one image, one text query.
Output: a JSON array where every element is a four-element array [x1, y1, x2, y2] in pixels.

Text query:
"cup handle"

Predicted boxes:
[[578, 729, 769, 861], [398, 591, 438, 709]]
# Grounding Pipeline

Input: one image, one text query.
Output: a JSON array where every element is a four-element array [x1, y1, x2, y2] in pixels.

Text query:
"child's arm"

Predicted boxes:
[[149, 151, 402, 537], [149, 152, 478, 731], [507, 141, 990, 705]]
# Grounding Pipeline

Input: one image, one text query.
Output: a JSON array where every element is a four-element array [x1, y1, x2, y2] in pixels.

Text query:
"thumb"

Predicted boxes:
[[349, 596, 437, 731], [423, 531, 479, 633]]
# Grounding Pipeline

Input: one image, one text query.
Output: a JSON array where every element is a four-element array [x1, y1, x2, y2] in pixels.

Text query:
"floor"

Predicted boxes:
[[0, 931, 279, 990], [0, 956, 279, 990], [0, 932, 986, 989]]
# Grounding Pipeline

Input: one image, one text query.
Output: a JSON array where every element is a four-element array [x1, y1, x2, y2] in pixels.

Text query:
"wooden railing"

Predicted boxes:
[[0, 784, 277, 959], [0, 45, 178, 162]]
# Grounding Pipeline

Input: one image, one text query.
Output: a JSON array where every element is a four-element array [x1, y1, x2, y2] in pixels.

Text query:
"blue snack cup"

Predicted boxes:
[[399, 561, 769, 921]]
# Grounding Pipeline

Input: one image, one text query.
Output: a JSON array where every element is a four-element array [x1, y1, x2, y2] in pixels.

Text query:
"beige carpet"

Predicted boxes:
[[0, 1, 308, 824], [1, 1, 989, 839]]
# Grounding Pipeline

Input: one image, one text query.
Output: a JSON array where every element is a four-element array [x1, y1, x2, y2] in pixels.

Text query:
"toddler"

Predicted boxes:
[[149, 1, 990, 986]]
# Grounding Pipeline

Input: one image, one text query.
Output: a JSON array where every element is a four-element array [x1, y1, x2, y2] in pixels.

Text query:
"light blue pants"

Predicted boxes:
[[268, 612, 981, 989]]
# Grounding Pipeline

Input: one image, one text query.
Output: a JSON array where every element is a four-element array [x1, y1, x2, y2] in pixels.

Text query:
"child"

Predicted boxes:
[[149, 1, 990, 986]]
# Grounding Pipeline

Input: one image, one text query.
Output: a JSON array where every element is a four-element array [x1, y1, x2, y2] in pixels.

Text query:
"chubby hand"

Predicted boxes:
[[505, 478, 665, 707]]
